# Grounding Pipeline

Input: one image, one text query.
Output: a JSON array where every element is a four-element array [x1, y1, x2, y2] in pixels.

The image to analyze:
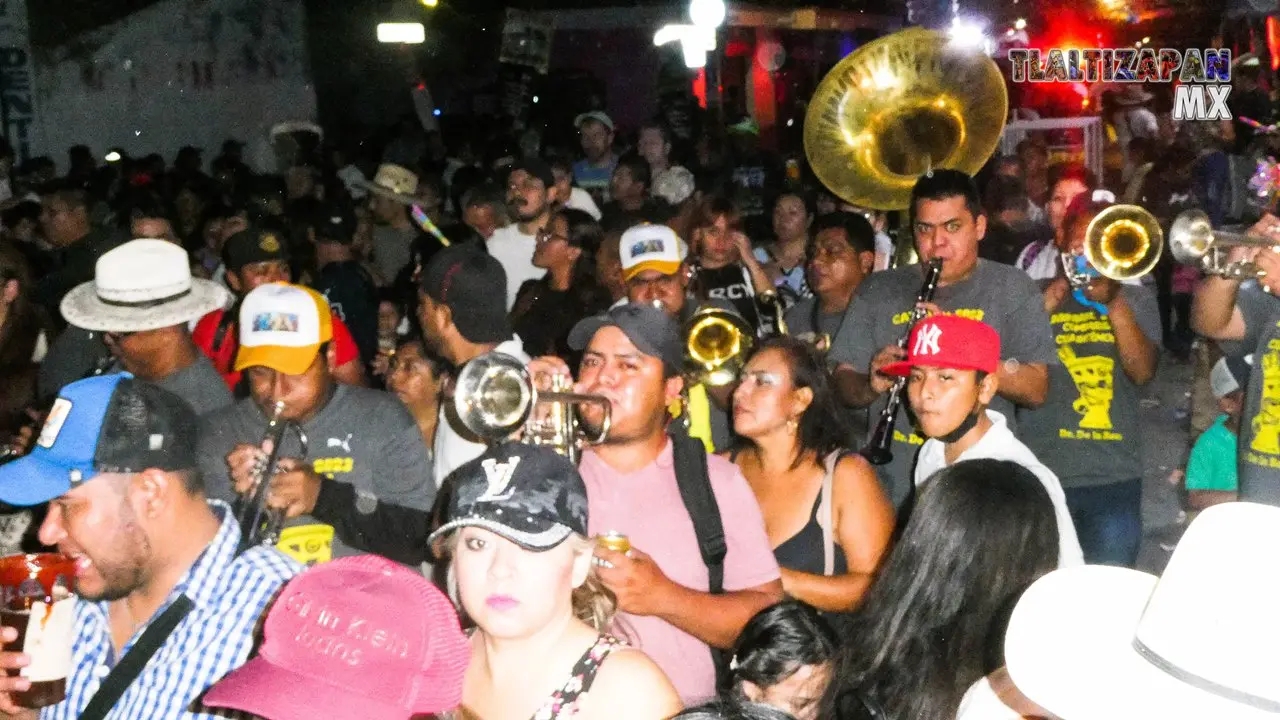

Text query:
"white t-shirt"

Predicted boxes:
[[1014, 241, 1059, 281], [486, 225, 547, 310], [873, 231, 894, 272], [565, 186, 602, 221], [433, 336, 531, 488], [914, 410, 1084, 568]]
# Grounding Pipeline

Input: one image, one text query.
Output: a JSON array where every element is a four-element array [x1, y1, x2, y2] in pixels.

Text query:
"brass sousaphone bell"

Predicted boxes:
[[804, 27, 1009, 258]]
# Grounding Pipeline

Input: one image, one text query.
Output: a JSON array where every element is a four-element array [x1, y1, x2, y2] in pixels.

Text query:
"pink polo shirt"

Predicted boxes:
[[578, 441, 781, 705]]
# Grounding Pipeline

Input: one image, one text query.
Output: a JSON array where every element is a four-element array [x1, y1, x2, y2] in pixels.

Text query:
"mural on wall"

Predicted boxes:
[[29, 0, 315, 167]]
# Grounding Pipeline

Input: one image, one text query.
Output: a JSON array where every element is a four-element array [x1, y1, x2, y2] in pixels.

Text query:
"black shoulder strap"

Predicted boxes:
[[670, 432, 726, 591], [668, 431, 730, 690], [77, 595, 195, 720]]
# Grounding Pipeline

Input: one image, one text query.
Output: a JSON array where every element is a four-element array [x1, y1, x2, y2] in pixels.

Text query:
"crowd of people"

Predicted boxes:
[[0, 72, 1271, 720]]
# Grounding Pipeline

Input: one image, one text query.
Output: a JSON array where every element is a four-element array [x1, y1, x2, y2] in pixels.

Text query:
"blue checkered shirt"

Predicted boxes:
[[42, 501, 300, 720]]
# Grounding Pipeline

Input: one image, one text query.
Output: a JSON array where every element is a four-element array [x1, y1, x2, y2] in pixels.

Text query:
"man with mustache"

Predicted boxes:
[[488, 159, 558, 311], [248, 304, 783, 707]]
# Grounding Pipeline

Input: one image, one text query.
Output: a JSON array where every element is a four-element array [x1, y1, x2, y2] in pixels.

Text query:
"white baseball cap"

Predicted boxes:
[[620, 223, 687, 282], [235, 283, 333, 375]]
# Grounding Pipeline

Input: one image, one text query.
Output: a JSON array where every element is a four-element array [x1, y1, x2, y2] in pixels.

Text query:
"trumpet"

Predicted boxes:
[[453, 352, 611, 464], [1170, 209, 1273, 279], [684, 303, 756, 387], [236, 401, 308, 550], [1062, 204, 1164, 288]]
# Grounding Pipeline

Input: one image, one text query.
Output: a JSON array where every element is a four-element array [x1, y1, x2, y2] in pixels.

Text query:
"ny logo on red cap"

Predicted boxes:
[[477, 457, 520, 502], [914, 323, 943, 357]]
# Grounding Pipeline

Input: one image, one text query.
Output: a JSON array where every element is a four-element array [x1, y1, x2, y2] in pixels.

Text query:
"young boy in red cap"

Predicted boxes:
[[881, 314, 1084, 567]]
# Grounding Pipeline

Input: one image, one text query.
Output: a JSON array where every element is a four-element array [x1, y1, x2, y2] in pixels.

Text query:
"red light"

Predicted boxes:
[[692, 68, 708, 108]]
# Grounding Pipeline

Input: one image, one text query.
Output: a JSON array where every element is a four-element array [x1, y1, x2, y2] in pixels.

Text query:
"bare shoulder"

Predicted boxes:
[[832, 454, 881, 491], [586, 647, 683, 719], [831, 454, 893, 514]]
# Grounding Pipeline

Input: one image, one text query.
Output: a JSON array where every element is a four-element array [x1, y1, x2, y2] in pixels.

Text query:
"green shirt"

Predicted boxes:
[[1186, 415, 1239, 492]]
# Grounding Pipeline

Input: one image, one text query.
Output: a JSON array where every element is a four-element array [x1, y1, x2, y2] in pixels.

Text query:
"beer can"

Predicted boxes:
[[597, 531, 630, 554]]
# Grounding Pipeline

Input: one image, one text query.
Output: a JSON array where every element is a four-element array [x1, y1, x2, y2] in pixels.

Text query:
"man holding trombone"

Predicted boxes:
[[1191, 212, 1280, 505]]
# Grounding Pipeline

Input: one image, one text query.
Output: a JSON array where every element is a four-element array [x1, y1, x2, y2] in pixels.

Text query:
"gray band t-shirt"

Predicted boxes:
[[1232, 282, 1280, 504], [196, 383, 436, 563], [156, 354, 235, 417], [1017, 283, 1162, 489], [830, 259, 1058, 506], [786, 296, 867, 447]]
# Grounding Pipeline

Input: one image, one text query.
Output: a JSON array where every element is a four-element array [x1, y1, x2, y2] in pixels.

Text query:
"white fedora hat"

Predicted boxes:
[[1005, 502, 1280, 720], [61, 239, 229, 333]]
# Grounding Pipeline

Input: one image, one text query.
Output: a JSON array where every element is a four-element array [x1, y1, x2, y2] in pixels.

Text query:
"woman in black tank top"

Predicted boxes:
[[728, 338, 895, 613]]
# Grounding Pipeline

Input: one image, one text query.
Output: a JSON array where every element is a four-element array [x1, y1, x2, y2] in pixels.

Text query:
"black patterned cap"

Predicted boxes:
[[428, 442, 588, 552]]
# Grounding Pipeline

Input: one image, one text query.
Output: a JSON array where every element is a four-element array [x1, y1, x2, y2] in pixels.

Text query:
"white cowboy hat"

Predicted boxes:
[[1005, 502, 1280, 720], [61, 239, 229, 333], [356, 163, 429, 206]]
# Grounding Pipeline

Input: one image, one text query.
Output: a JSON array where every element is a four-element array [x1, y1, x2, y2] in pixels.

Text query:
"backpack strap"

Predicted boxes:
[[668, 430, 730, 690], [77, 595, 194, 720]]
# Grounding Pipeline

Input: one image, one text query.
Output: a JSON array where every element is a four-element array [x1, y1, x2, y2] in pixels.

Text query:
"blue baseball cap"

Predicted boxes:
[[0, 373, 198, 506]]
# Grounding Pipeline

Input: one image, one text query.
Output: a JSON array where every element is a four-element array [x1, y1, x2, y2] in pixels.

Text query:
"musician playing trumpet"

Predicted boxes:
[[1019, 194, 1161, 567], [831, 170, 1056, 508], [196, 283, 434, 565], [1192, 212, 1280, 505]]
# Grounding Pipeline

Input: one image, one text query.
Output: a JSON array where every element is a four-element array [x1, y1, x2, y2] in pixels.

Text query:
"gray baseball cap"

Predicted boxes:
[[568, 302, 682, 375]]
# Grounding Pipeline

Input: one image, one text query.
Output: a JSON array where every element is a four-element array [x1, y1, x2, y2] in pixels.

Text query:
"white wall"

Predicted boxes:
[[32, 0, 316, 172]]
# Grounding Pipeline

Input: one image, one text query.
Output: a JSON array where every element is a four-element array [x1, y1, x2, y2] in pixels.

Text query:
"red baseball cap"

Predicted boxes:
[[203, 555, 469, 720], [880, 314, 1001, 377]]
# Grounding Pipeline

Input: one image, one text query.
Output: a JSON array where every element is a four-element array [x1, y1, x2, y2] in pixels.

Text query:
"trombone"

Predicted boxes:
[[453, 352, 611, 464], [1062, 204, 1164, 287], [1170, 209, 1274, 279]]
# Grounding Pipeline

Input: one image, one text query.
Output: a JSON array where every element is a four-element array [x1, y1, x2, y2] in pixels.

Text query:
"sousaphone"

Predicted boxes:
[[804, 27, 1008, 212]]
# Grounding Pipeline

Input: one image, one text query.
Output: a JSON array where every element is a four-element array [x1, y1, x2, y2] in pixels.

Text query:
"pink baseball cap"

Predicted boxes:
[[203, 555, 469, 720]]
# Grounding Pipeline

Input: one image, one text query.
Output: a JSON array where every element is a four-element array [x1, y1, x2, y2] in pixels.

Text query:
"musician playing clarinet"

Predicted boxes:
[[830, 170, 1056, 508]]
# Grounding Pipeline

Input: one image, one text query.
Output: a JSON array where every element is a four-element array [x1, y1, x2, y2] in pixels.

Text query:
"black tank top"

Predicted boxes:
[[773, 491, 848, 576]]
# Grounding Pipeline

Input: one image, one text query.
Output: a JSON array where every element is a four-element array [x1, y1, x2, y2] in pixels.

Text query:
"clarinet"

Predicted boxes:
[[860, 258, 944, 466]]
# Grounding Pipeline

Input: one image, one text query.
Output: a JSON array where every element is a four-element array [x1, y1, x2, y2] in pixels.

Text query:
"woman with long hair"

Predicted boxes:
[[820, 459, 1060, 720], [730, 337, 895, 613], [432, 442, 681, 720], [0, 243, 48, 438], [756, 192, 814, 299], [510, 207, 610, 360]]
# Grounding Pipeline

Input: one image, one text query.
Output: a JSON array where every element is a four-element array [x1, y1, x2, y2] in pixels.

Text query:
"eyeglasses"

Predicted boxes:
[[536, 229, 568, 245]]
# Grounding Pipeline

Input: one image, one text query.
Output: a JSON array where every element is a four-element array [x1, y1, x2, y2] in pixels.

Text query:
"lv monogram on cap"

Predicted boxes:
[[477, 457, 520, 502]]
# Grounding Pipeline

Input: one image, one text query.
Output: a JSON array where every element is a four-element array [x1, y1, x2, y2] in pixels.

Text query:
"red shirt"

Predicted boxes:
[[193, 307, 360, 390]]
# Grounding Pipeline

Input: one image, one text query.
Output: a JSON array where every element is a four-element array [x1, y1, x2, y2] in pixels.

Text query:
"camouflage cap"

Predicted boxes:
[[429, 442, 588, 553]]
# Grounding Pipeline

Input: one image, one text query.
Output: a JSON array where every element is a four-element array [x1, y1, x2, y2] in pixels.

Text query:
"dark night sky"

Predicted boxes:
[[28, 0, 1224, 49]]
